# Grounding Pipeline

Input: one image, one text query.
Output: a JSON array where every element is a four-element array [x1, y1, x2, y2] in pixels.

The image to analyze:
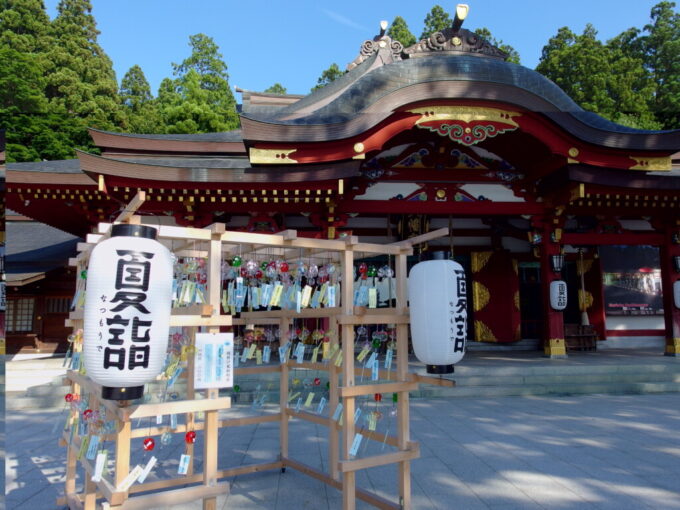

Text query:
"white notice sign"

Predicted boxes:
[[194, 332, 234, 389]]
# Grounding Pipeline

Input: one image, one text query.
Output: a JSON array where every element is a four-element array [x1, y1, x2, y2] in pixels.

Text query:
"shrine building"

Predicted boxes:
[[6, 10, 680, 357]]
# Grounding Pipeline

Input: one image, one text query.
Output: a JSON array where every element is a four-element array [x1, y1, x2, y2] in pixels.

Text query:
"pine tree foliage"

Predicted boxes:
[[159, 34, 239, 133], [388, 16, 416, 47], [264, 83, 287, 94], [312, 63, 343, 91], [420, 5, 451, 40]]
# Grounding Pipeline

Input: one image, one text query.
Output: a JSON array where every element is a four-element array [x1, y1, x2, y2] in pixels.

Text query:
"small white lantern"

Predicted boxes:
[[674, 280, 680, 309], [83, 224, 173, 400], [408, 260, 467, 374], [550, 280, 568, 311]]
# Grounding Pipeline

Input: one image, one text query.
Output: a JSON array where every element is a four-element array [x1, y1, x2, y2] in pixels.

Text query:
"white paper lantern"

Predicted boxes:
[[83, 224, 173, 400], [674, 280, 680, 309], [408, 260, 467, 374], [550, 280, 568, 311]]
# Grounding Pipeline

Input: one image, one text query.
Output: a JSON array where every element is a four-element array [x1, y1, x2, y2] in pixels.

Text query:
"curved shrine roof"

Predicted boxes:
[[240, 55, 679, 151]]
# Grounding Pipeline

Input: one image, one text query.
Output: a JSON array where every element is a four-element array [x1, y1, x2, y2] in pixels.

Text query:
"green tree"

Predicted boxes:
[[119, 65, 162, 133], [420, 5, 451, 40], [45, 0, 122, 131], [159, 34, 239, 133], [473, 27, 520, 64], [0, 0, 53, 53], [639, 1, 680, 128], [264, 83, 287, 94], [312, 63, 343, 91], [388, 16, 416, 47], [536, 24, 657, 128]]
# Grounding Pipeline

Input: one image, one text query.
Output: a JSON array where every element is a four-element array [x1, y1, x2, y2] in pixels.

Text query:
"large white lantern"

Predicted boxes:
[[550, 280, 568, 311], [408, 260, 467, 374], [83, 224, 173, 400]]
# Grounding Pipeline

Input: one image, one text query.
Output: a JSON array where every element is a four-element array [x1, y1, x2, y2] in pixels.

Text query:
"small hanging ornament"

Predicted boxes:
[[160, 431, 173, 445], [392, 393, 398, 403], [279, 261, 289, 273], [232, 256, 242, 268], [367, 265, 377, 277], [83, 409, 94, 421], [143, 437, 156, 451], [313, 377, 321, 386], [80, 270, 87, 280], [233, 384, 241, 393], [374, 393, 382, 402], [65, 393, 75, 403], [185, 431, 197, 444], [359, 263, 368, 280]]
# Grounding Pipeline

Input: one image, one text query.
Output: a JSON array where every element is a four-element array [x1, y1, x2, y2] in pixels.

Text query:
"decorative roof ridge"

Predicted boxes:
[[346, 20, 404, 71], [404, 26, 508, 60]]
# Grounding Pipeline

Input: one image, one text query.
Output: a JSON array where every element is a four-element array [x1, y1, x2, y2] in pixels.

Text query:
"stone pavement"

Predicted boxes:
[[5, 393, 680, 509]]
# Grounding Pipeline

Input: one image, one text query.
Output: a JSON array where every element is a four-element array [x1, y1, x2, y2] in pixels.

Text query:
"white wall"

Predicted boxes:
[[601, 315, 665, 349]]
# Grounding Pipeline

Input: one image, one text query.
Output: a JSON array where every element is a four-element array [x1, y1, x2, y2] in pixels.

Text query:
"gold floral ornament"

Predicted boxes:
[[474, 320, 496, 342], [409, 106, 521, 146], [471, 251, 492, 273], [473, 281, 490, 312]]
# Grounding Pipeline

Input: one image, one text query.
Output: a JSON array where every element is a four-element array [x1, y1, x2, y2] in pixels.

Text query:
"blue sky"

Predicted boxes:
[[45, 1, 669, 97]]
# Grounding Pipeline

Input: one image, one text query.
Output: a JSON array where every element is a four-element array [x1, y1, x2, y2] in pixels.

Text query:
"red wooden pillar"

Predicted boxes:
[[537, 222, 567, 358], [661, 224, 680, 356]]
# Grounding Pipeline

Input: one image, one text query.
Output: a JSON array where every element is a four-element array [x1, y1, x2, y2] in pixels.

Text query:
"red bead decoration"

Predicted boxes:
[[359, 263, 368, 280], [280, 261, 289, 273], [65, 393, 74, 403], [83, 409, 93, 420], [313, 378, 321, 386], [374, 393, 382, 402], [143, 437, 155, 451], [185, 431, 197, 444]]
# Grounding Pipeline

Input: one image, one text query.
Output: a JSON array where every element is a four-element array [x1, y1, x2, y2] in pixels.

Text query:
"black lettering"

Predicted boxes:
[[110, 292, 150, 314]]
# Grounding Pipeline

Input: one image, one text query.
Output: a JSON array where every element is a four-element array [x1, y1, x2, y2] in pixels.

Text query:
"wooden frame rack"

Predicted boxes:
[[59, 192, 454, 510]]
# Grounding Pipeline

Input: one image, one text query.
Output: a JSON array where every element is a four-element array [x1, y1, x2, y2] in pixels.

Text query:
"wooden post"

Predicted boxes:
[[280, 317, 290, 463], [341, 248, 356, 510], [395, 252, 411, 509], [115, 420, 132, 497], [539, 223, 566, 358], [203, 227, 224, 510], [661, 223, 680, 356], [328, 316, 340, 481]]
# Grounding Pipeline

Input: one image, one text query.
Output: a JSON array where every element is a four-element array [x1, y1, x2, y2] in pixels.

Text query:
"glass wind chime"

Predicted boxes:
[[220, 256, 342, 314]]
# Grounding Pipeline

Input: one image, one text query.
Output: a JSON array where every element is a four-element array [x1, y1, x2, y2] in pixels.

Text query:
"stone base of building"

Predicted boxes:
[[664, 338, 680, 357], [544, 338, 567, 358]]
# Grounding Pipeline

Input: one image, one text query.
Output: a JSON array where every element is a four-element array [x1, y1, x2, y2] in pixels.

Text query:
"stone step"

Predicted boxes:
[[413, 381, 680, 399]]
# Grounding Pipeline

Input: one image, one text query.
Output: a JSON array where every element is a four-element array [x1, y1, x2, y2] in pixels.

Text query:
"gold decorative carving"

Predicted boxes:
[[353, 142, 365, 153], [578, 290, 594, 311], [514, 290, 520, 311], [576, 259, 593, 276], [249, 148, 298, 164], [629, 156, 671, 171], [568, 147, 579, 158], [409, 106, 521, 127], [473, 281, 490, 312], [474, 320, 497, 342], [471, 251, 492, 273], [451, 36, 462, 46]]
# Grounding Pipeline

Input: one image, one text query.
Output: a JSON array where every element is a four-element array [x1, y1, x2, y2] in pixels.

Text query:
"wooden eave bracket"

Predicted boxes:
[[390, 227, 449, 248]]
